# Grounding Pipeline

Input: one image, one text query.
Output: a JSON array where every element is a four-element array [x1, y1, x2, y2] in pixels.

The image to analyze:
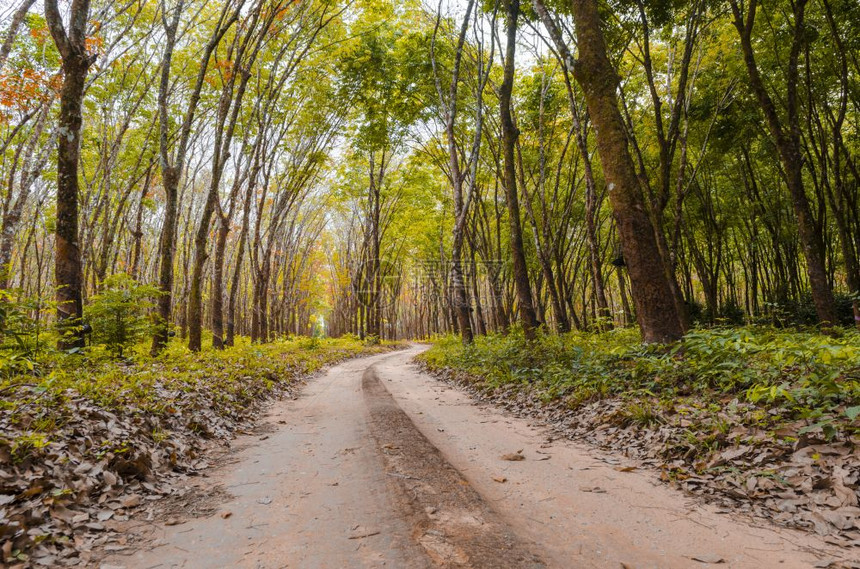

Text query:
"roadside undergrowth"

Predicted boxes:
[[419, 326, 860, 543], [0, 336, 399, 567]]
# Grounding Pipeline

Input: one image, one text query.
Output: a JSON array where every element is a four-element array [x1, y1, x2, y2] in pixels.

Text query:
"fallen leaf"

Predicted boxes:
[[121, 494, 141, 508], [690, 554, 725, 564], [348, 530, 380, 540], [501, 453, 525, 461], [492, 476, 507, 483]]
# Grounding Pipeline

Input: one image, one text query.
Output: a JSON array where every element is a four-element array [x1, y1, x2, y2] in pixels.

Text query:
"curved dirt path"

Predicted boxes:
[[106, 346, 848, 569]]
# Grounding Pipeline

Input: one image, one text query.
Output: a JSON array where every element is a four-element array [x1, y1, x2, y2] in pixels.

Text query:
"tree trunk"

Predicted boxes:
[[0, 0, 36, 69], [534, 0, 612, 330], [151, 6, 183, 355], [499, 0, 539, 339], [365, 155, 383, 340], [45, 0, 91, 349], [0, 100, 53, 290], [585, 177, 612, 329], [470, 248, 487, 336], [151, 0, 238, 354], [129, 168, 152, 282], [568, 0, 684, 343], [227, 179, 254, 346], [211, 212, 230, 349]]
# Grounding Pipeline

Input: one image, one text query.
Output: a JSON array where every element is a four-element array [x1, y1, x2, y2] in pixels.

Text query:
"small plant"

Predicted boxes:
[[12, 432, 50, 461], [620, 400, 664, 427], [420, 325, 860, 438], [364, 334, 381, 346], [300, 335, 321, 350], [84, 274, 161, 358], [0, 290, 53, 376]]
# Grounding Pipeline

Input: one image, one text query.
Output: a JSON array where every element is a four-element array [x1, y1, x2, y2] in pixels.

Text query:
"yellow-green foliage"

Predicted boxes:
[[1, 336, 398, 431]]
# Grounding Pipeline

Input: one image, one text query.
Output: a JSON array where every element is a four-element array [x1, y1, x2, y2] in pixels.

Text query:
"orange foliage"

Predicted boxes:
[[29, 25, 49, 44], [0, 68, 54, 113], [263, 1, 297, 34], [205, 59, 234, 87], [85, 35, 104, 56]]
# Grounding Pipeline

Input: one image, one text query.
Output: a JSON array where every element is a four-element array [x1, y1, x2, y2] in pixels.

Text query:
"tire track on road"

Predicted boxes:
[[363, 365, 546, 569]]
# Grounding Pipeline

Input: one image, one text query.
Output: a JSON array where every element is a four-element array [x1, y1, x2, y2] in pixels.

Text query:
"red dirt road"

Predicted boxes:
[[105, 346, 850, 568]]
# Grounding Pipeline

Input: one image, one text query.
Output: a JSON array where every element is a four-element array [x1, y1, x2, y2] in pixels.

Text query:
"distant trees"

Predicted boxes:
[[729, 0, 836, 328]]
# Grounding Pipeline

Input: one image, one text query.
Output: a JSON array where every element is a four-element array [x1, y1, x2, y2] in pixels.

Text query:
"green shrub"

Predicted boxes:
[[0, 290, 54, 376], [419, 326, 860, 436]]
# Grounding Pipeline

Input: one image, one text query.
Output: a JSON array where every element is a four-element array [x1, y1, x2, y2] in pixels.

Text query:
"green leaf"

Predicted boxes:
[[845, 406, 860, 421]]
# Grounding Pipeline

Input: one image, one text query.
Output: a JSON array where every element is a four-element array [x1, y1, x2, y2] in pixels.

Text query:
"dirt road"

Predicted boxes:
[[107, 346, 846, 569]]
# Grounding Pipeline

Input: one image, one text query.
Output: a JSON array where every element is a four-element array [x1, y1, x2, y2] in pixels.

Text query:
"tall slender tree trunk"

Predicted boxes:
[[499, 0, 539, 339], [433, 0, 480, 344], [152, 165, 180, 353], [0, 0, 36, 69], [533, 0, 612, 330], [533, 246, 568, 331], [470, 247, 487, 336], [151, 5, 184, 355], [0, 100, 53, 290], [211, 213, 230, 349], [365, 155, 382, 340], [151, 0, 238, 354], [129, 168, 152, 282], [187, 192, 217, 352], [585, 177, 612, 329], [226, 179, 254, 346]]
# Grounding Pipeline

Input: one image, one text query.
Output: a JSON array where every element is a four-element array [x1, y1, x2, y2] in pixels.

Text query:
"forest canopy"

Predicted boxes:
[[0, 0, 858, 350]]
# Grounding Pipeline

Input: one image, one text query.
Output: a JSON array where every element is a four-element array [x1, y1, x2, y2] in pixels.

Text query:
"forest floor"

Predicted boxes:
[[0, 338, 398, 568], [99, 346, 853, 569]]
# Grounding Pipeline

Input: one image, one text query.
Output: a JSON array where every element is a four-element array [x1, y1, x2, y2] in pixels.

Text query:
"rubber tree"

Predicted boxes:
[[499, 0, 540, 339], [45, 0, 94, 349], [151, 0, 241, 355], [535, 0, 684, 343], [728, 0, 837, 328]]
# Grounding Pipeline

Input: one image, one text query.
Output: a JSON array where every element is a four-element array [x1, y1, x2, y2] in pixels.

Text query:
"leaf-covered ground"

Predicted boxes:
[[419, 327, 860, 548], [0, 337, 399, 567]]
